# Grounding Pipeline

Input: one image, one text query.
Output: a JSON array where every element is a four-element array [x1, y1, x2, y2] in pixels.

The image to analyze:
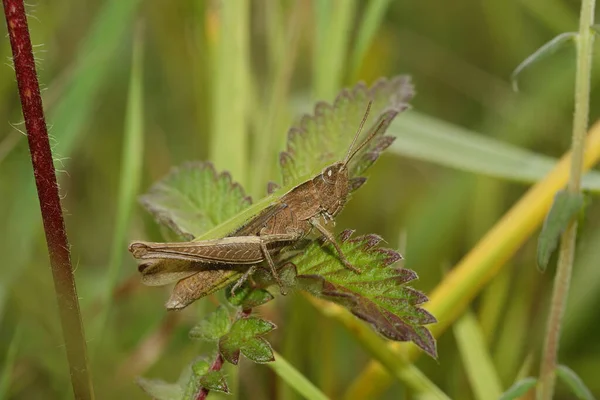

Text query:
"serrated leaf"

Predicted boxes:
[[136, 377, 183, 400], [139, 162, 252, 239], [511, 32, 576, 91], [226, 285, 274, 308], [198, 371, 229, 394], [288, 230, 437, 358], [557, 364, 596, 400], [499, 377, 537, 400], [537, 190, 585, 271], [280, 76, 413, 185], [219, 317, 276, 365], [190, 359, 230, 394], [240, 337, 276, 363], [189, 306, 231, 341]]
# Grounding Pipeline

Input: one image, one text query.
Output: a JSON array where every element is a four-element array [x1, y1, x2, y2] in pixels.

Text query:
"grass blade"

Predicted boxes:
[[267, 351, 329, 400], [556, 364, 596, 400], [537, 191, 584, 271], [453, 311, 503, 400], [49, 0, 143, 157], [499, 377, 537, 400], [312, 0, 357, 99], [96, 26, 145, 341], [0, 325, 21, 400], [210, 0, 250, 187], [349, 0, 392, 80], [389, 111, 600, 191]]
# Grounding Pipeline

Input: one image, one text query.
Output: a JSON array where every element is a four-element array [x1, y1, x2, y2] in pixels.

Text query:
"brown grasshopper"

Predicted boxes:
[[130, 100, 401, 294]]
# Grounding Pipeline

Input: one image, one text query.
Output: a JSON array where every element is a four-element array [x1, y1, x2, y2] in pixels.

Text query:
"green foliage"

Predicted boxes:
[[287, 230, 437, 358], [556, 364, 596, 400], [219, 317, 277, 365], [140, 162, 252, 240], [537, 190, 585, 271], [498, 377, 537, 400], [189, 306, 231, 342], [190, 360, 229, 394], [226, 286, 274, 308], [388, 112, 600, 192], [281, 76, 413, 185], [511, 32, 577, 91], [137, 358, 229, 400]]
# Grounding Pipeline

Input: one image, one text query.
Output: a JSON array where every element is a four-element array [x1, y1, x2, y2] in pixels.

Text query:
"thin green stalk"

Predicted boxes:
[[96, 25, 144, 344], [454, 311, 503, 400], [312, 0, 357, 99], [0, 324, 21, 400], [538, 1, 595, 398], [349, 0, 392, 81], [211, 0, 250, 187], [267, 351, 329, 400], [251, 0, 303, 196], [306, 297, 449, 400]]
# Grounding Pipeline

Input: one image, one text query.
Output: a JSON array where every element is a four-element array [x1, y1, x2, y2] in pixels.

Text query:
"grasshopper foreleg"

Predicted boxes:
[[310, 218, 362, 274]]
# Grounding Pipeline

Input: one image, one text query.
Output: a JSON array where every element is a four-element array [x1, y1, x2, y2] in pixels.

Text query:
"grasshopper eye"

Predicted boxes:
[[322, 166, 336, 184]]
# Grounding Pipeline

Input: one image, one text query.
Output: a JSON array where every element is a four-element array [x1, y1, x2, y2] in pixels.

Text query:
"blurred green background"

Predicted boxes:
[[1, 1, 599, 399]]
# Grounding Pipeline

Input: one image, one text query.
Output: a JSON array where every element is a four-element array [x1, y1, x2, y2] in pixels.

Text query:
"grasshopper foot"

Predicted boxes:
[[341, 258, 361, 274]]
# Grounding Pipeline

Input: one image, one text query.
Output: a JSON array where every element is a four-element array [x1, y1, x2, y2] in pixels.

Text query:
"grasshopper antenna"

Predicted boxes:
[[343, 101, 372, 167], [342, 100, 387, 168]]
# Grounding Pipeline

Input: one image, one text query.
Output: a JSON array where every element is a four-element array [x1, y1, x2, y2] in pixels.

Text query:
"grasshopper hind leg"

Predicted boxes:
[[260, 241, 288, 295], [230, 265, 257, 296], [310, 217, 362, 274]]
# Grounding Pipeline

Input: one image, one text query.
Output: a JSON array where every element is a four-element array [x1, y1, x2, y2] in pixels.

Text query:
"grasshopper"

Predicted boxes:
[[130, 100, 404, 295]]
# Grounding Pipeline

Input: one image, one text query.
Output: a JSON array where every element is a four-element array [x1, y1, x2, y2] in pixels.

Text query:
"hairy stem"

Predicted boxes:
[[537, 0, 595, 399], [2, 1, 94, 399]]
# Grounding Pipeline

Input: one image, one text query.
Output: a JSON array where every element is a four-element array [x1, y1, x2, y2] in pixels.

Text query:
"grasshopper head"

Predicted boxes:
[[314, 161, 350, 218]]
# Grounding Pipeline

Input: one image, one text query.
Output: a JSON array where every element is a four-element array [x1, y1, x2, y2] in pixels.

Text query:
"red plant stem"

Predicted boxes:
[[2, 1, 94, 399], [196, 308, 252, 400], [196, 353, 225, 400]]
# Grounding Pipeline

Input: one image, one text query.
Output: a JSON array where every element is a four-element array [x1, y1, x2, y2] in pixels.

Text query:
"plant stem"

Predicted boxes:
[[196, 353, 224, 400], [196, 308, 251, 400], [2, 1, 94, 399], [538, 1, 595, 399]]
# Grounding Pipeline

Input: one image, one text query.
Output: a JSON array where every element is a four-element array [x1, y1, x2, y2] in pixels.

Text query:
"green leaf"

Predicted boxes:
[[556, 364, 596, 400], [189, 306, 232, 341], [511, 32, 577, 91], [97, 24, 145, 342], [198, 371, 229, 394], [453, 311, 503, 399], [591, 24, 600, 36], [226, 285, 274, 309], [191, 359, 229, 394], [140, 162, 252, 239], [499, 377, 537, 400], [136, 377, 183, 400], [289, 230, 437, 358], [388, 111, 600, 192], [280, 76, 413, 185], [219, 317, 276, 365], [537, 190, 585, 271]]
